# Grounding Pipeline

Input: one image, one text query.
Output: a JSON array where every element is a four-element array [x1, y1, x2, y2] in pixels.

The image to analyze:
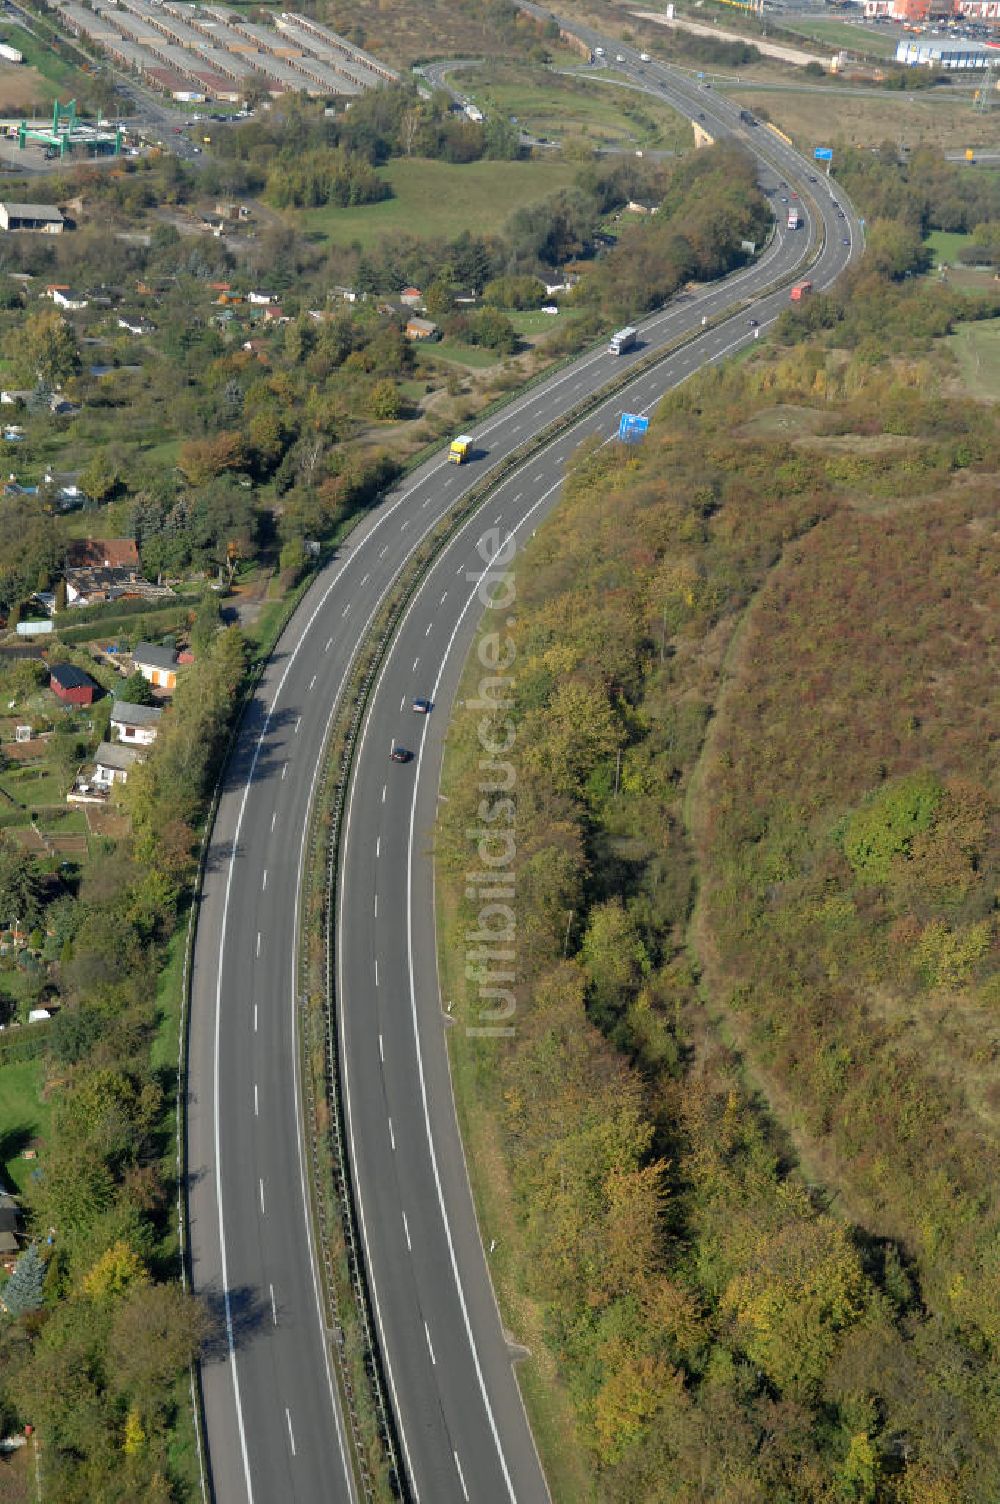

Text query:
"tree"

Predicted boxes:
[[5, 309, 80, 388], [2, 1243, 46, 1316], [120, 671, 154, 707], [0, 837, 47, 931], [79, 449, 124, 506], [108, 1282, 208, 1413], [368, 379, 401, 421]]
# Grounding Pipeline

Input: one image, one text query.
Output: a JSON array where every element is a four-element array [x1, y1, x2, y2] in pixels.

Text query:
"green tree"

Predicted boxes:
[[369, 379, 401, 421], [0, 838, 47, 931], [6, 309, 81, 388], [119, 671, 154, 707], [2, 1243, 46, 1316]]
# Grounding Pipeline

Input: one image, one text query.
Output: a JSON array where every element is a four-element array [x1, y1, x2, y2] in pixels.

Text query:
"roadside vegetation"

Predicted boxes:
[[438, 149, 1000, 1501]]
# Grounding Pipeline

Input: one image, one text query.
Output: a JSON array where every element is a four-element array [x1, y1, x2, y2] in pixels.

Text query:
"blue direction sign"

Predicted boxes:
[[618, 412, 650, 443], [814, 146, 833, 161]]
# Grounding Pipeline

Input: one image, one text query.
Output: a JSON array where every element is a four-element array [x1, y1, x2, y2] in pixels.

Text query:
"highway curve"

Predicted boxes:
[[186, 21, 861, 1504]]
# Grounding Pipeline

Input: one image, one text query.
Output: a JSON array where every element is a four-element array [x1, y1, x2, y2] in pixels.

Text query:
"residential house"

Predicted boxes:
[[110, 700, 163, 746], [118, 317, 155, 336], [626, 200, 660, 216], [405, 316, 438, 341], [248, 291, 278, 305], [0, 389, 33, 407], [63, 566, 173, 607], [242, 339, 269, 362], [263, 305, 287, 324], [93, 739, 141, 787], [49, 662, 97, 706], [51, 288, 89, 311], [400, 287, 423, 308], [132, 642, 180, 691]]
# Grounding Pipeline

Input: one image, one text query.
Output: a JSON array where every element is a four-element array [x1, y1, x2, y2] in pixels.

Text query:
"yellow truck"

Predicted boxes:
[[448, 434, 473, 464]]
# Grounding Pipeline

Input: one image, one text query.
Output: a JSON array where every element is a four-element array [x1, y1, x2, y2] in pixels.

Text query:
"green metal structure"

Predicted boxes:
[[17, 98, 123, 157]]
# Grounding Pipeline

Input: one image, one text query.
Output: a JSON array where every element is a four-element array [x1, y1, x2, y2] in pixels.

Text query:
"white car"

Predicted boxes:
[[616, 53, 625, 62], [640, 52, 651, 61]]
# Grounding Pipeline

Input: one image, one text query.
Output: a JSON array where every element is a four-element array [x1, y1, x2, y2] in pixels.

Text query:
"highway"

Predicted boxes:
[[186, 15, 861, 1503]]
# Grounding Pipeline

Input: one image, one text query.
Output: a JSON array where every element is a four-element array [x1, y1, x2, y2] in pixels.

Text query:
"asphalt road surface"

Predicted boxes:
[[187, 18, 861, 1503]]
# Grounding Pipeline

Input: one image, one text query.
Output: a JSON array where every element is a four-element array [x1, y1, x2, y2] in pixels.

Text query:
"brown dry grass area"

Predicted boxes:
[[2, 740, 46, 762], [735, 83, 978, 153], [319, 0, 577, 68], [85, 807, 129, 840], [0, 66, 52, 115]]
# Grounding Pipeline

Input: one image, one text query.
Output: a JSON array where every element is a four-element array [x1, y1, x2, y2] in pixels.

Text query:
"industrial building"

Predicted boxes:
[[896, 34, 996, 61], [49, 0, 397, 102]]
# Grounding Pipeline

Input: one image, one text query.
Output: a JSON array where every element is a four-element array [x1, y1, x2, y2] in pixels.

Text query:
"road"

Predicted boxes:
[[187, 15, 861, 1504]]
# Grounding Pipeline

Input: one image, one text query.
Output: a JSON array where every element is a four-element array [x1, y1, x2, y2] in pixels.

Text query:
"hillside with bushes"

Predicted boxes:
[[438, 254, 1000, 1500]]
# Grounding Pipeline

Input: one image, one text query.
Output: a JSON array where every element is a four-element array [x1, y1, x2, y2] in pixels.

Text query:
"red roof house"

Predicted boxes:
[[49, 662, 97, 706]]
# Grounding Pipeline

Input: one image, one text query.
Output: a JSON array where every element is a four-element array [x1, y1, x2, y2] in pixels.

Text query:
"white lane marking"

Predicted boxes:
[[253, 1003, 258, 1032], [388, 1117, 395, 1151], [294, 716, 301, 734], [457, 564, 464, 575], [454, 1452, 470, 1503], [281, 762, 288, 781], [374, 893, 378, 919], [400, 694, 406, 712], [271, 811, 277, 831], [256, 932, 261, 958], [270, 1283, 277, 1326], [422, 497, 431, 508], [325, 637, 332, 652], [254, 1083, 258, 1117], [379, 1032, 384, 1063], [285, 1408, 296, 1457], [440, 591, 448, 605], [343, 493, 563, 1504], [374, 958, 379, 986], [309, 675, 316, 690], [425, 622, 432, 636], [424, 1321, 436, 1366], [376, 836, 381, 858], [342, 604, 351, 617], [381, 783, 387, 803], [259, 1178, 265, 1216], [379, 545, 388, 557], [403, 1211, 412, 1250], [262, 870, 267, 891], [361, 572, 370, 586], [412, 657, 420, 672], [401, 519, 409, 530]]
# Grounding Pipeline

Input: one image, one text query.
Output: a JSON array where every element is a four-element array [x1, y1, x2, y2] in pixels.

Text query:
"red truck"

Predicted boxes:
[[790, 280, 813, 302]]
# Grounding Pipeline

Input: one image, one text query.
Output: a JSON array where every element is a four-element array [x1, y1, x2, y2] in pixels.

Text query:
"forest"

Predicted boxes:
[[438, 193, 1000, 1499]]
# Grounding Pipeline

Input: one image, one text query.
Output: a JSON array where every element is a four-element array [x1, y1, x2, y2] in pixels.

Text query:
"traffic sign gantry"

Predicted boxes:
[[814, 146, 833, 161]]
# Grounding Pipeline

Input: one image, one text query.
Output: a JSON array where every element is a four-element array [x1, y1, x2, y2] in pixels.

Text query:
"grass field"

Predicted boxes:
[[293, 156, 581, 248], [0, 1058, 50, 1196], [947, 319, 1000, 399], [732, 82, 980, 153], [461, 61, 694, 153], [778, 15, 900, 58], [925, 228, 972, 264]]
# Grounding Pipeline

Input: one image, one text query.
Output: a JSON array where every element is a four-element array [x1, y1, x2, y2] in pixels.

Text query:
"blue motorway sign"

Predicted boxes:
[[618, 412, 650, 443], [814, 146, 833, 161]]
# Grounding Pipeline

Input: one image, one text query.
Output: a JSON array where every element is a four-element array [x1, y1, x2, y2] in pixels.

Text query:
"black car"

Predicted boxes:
[[748, 317, 758, 327], [412, 698, 432, 714], [390, 745, 413, 763]]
